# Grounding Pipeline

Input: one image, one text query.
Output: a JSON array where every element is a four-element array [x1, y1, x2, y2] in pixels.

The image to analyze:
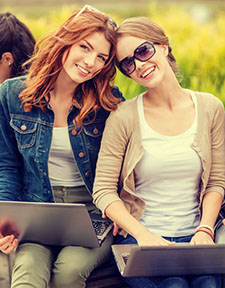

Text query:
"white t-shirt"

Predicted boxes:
[[48, 127, 84, 187], [135, 92, 202, 237]]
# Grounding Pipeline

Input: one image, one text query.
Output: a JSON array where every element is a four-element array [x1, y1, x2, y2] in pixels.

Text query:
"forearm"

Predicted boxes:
[[200, 191, 223, 228], [105, 201, 175, 246], [105, 200, 149, 238]]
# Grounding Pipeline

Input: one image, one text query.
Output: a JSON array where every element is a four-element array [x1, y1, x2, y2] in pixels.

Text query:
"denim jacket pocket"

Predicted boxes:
[[10, 118, 38, 149], [83, 122, 104, 150]]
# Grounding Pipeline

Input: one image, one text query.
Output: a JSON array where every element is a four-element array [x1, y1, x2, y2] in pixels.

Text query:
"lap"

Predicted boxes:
[[50, 233, 113, 287], [116, 234, 222, 288], [53, 232, 113, 273], [12, 233, 113, 288]]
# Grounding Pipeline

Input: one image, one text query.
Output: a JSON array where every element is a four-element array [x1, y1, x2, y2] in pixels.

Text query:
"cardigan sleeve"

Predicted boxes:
[[93, 104, 129, 214], [205, 98, 225, 197]]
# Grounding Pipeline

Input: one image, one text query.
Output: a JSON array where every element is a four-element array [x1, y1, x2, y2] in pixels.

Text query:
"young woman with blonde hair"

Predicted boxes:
[[0, 6, 123, 288], [93, 17, 225, 288]]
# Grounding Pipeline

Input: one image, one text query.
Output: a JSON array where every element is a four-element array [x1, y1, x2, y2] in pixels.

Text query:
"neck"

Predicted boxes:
[[53, 68, 79, 100], [144, 74, 186, 109]]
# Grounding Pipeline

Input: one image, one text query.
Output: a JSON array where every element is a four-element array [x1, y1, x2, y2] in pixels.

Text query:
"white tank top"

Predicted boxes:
[[135, 91, 202, 237], [48, 127, 84, 187]]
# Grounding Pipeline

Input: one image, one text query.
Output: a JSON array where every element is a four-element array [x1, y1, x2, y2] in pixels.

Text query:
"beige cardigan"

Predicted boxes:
[[93, 91, 225, 230]]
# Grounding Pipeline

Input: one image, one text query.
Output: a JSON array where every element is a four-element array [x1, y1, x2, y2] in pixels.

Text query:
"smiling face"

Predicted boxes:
[[116, 35, 170, 88], [61, 31, 111, 87]]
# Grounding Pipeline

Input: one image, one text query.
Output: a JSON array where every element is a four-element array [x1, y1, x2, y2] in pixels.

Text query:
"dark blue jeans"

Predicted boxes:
[[115, 234, 222, 288]]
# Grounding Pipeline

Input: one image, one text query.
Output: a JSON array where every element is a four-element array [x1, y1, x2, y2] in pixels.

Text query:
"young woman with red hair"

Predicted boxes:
[[0, 6, 123, 288]]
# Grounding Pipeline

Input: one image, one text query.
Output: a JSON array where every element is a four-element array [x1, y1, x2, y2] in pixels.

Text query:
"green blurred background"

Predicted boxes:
[[1, 0, 225, 103]]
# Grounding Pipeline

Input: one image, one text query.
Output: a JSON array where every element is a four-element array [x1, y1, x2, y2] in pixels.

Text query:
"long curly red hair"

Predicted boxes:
[[19, 8, 121, 129]]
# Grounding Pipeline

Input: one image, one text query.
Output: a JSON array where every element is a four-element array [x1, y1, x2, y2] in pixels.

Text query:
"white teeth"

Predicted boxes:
[[77, 65, 89, 74], [141, 67, 155, 78]]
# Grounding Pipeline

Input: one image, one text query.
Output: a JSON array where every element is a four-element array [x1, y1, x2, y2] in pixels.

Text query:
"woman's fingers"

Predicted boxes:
[[1, 238, 18, 254], [0, 234, 18, 254], [113, 223, 120, 236]]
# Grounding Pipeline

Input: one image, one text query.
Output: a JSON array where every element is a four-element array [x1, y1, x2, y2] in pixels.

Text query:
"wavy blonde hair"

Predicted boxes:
[[19, 8, 121, 129]]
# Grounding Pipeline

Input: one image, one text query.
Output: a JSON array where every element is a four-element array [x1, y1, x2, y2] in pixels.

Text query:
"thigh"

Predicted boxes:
[[117, 235, 190, 288], [11, 242, 54, 288], [50, 233, 113, 288], [189, 274, 222, 288]]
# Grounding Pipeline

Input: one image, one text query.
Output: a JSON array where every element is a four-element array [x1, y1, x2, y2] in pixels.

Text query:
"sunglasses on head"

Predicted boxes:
[[75, 5, 117, 29], [118, 41, 158, 76]]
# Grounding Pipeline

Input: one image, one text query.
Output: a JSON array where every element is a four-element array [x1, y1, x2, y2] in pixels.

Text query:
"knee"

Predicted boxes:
[[51, 262, 90, 288], [159, 277, 189, 288], [190, 275, 222, 288], [14, 243, 52, 271], [14, 249, 37, 271]]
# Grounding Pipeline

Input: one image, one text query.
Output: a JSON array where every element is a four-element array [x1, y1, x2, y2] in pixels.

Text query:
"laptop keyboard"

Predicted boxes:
[[92, 219, 112, 236]]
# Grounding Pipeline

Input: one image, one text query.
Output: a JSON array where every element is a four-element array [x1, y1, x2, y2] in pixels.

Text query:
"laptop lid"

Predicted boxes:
[[112, 243, 225, 277], [0, 201, 112, 248]]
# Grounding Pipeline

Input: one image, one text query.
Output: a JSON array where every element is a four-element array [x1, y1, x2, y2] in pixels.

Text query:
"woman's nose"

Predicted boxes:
[[84, 54, 95, 67], [135, 59, 146, 71]]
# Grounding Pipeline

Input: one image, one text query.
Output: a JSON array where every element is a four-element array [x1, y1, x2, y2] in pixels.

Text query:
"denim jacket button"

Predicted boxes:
[[21, 124, 27, 131], [93, 128, 98, 135], [72, 129, 77, 135], [78, 152, 84, 158], [85, 172, 89, 178]]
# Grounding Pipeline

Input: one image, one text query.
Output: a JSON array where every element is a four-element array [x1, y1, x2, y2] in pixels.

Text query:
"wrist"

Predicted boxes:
[[195, 224, 214, 234], [132, 226, 150, 239], [195, 225, 214, 240]]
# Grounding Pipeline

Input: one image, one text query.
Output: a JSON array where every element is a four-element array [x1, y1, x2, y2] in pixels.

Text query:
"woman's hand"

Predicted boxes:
[[102, 213, 120, 236], [112, 222, 120, 236], [190, 231, 214, 245], [0, 232, 18, 254], [135, 228, 175, 246]]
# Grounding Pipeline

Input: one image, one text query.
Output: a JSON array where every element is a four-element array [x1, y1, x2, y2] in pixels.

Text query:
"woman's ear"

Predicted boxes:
[[1, 52, 14, 66], [0, 52, 14, 83], [161, 45, 169, 57]]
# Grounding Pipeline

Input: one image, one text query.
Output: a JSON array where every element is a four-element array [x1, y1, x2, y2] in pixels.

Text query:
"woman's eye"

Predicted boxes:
[[80, 45, 89, 51], [98, 55, 106, 62]]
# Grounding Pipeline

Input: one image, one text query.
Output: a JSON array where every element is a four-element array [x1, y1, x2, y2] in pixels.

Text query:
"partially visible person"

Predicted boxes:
[[0, 12, 35, 83], [93, 16, 225, 288], [0, 5, 123, 288]]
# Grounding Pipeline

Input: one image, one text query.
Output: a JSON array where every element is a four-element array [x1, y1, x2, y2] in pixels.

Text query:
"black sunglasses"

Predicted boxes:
[[118, 41, 158, 76]]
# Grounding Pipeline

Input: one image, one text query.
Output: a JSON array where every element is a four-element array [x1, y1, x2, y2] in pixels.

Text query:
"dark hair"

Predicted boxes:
[[0, 12, 36, 77]]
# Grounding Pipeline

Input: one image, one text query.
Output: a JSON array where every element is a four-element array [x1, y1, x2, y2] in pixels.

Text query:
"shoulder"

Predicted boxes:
[[117, 96, 138, 112], [193, 90, 224, 111], [191, 90, 224, 126], [0, 76, 27, 112], [109, 96, 138, 118], [0, 75, 27, 97], [106, 96, 138, 129]]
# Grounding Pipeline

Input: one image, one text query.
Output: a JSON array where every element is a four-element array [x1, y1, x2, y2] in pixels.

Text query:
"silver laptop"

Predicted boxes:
[[112, 243, 225, 277], [0, 201, 113, 247]]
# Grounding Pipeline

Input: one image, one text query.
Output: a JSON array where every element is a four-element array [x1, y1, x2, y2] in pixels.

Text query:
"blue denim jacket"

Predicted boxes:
[[0, 76, 123, 202]]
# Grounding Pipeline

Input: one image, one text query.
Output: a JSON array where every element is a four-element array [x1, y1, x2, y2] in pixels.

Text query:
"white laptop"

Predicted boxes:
[[112, 243, 225, 277], [0, 201, 113, 247]]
